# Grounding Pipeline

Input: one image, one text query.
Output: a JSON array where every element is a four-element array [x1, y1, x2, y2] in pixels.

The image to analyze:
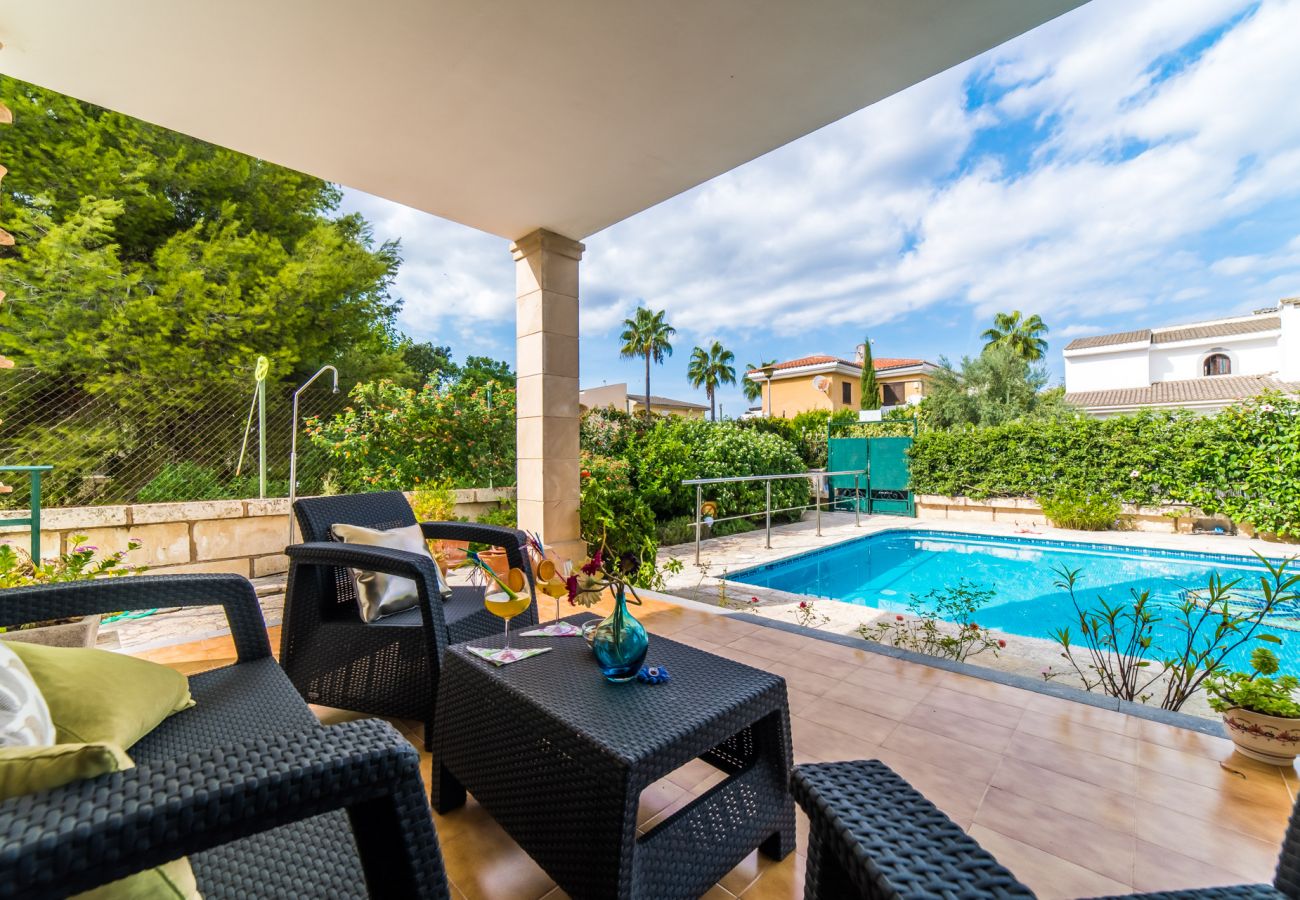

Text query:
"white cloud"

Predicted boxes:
[[344, 0, 1300, 389]]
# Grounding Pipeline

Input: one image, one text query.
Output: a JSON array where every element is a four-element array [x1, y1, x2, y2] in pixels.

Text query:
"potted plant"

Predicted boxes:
[[0, 535, 144, 648], [1207, 647, 1300, 765]]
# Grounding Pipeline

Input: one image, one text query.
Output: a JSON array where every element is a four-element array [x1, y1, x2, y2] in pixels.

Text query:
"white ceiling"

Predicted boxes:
[[0, 1, 1085, 240]]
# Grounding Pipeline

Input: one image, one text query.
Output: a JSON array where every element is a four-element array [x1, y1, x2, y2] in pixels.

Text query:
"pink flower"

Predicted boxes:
[[581, 550, 604, 576]]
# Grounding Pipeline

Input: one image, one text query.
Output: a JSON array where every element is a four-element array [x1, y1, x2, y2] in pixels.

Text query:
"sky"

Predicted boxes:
[[339, 0, 1300, 417]]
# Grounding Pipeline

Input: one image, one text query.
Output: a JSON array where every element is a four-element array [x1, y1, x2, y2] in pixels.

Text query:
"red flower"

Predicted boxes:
[[581, 550, 604, 576], [580, 469, 591, 479], [798, 601, 809, 609], [750, 597, 760, 604], [997, 639, 1007, 648], [895, 614, 905, 621]]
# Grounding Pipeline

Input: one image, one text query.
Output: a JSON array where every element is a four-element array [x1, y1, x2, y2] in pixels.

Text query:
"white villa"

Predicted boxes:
[[1062, 298, 1300, 417]]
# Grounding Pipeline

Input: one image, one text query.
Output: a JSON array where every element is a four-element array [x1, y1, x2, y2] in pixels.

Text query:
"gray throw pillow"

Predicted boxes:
[[331, 523, 453, 623]]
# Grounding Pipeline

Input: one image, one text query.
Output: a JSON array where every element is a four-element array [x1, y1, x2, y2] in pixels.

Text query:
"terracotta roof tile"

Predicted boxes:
[[1064, 329, 1152, 351], [748, 355, 925, 374], [1151, 316, 1280, 343], [1065, 374, 1299, 409]]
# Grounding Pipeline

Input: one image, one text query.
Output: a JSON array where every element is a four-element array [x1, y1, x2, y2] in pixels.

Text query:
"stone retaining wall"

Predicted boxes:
[[914, 494, 1234, 534], [0, 487, 515, 577]]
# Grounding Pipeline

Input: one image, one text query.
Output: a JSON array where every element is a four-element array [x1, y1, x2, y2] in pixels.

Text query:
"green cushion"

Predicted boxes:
[[0, 743, 200, 899], [5, 641, 194, 748], [0, 741, 132, 798]]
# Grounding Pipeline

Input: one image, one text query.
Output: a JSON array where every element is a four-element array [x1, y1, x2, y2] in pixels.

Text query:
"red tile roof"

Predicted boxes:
[[747, 355, 925, 374], [1064, 374, 1300, 409]]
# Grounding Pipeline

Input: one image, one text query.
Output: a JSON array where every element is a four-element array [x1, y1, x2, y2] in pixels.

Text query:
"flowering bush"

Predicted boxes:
[[859, 580, 1004, 663], [792, 599, 829, 629], [307, 379, 514, 490], [0, 535, 143, 589]]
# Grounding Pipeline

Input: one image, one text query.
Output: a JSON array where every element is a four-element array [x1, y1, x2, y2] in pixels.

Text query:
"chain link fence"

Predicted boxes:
[[0, 368, 351, 509]]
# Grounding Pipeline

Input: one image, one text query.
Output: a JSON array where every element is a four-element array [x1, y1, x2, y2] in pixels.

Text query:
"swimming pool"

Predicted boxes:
[[726, 529, 1300, 671]]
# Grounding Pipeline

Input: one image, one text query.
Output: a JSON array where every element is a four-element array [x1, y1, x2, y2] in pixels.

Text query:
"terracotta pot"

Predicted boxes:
[[431, 539, 469, 570], [477, 547, 510, 580], [1221, 707, 1300, 765], [0, 614, 100, 649]]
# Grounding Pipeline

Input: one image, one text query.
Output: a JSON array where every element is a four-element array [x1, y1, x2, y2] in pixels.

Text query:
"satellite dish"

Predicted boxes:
[[812, 375, 831, 393]]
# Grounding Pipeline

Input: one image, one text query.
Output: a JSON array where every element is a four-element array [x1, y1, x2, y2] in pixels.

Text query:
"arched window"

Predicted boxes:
[[1203, 353, 1231, 377]]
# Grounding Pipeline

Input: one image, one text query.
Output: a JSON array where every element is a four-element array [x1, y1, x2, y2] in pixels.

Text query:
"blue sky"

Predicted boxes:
[[340, 0, 1300, 417]]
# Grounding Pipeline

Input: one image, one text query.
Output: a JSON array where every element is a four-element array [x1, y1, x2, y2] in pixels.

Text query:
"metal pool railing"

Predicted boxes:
[[680, 469, 867, 564]]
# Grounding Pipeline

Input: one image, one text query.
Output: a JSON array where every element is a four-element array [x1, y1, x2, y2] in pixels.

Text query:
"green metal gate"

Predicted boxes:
[[825, 427, 915, 517]]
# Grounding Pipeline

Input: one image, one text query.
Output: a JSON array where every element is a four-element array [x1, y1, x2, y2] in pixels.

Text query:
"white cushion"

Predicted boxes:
[[0, 641, 55, 747], [331, 523, 453, 623]]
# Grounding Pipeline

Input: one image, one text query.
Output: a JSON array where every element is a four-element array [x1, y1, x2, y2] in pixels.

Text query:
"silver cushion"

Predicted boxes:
[[330, 523, 453, 623]]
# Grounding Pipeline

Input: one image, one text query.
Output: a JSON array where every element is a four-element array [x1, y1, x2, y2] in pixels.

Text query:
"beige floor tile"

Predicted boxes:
[[1138, 767, 1292, 844], [820, 677, 920, 720], [791, 716, 882, 763], [1004, 731, 1139, 793], [972, 787, 1136, 885], [990, 757, 1137, 834], [872, 746, 991, 828], [922, 683, 1025, 730], [903, 702, 1016, 754], [738, 854, 804, 899], [1137, 802, 1284, 882], [1132, 840, 1259, 893], [1123, 716, 1235, 759], [1016, 708, 1139, 763], [882, 722, 1002, 782], [800, 696, 898, 745], [971, 825, 1131, 899], [1023, 692, 1131, 735]]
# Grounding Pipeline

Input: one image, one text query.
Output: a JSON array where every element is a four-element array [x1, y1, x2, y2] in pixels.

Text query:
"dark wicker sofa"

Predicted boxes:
[[283, 491, 538, 749], [0, 574, 448, 899], [792, 758, 1300, 900]]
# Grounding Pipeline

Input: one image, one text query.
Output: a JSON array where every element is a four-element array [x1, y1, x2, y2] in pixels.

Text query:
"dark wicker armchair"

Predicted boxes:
[[283, 491, 538, 748], [792, 758, 1300, 900], [0, 574, 448, 900]]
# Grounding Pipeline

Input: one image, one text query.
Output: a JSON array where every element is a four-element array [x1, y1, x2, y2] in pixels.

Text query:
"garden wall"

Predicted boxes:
[[0, 488, 515, 578], [914, 494, 1236, 535]]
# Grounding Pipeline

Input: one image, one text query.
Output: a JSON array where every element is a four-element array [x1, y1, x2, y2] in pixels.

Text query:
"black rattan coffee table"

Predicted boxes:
[[431, 612, 795, 900]]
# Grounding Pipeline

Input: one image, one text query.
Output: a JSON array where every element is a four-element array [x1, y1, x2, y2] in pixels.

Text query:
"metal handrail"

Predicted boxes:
[[683, 469, 867, 564], [0, 465, 54, 560]]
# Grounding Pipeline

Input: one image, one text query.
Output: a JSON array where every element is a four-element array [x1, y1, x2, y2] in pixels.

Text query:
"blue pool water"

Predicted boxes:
[[727, 530, 1300, 671]]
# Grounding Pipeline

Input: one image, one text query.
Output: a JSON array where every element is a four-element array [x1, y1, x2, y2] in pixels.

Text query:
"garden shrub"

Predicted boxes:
[[135, 462, 287, 503], [579, 452, 658, 585], [1038, 491, 1121, 531], [656, 516, 697, 547], [712, 517, 757, 537], [908, 393, 1300, 537], [632, 419, 808, 522]]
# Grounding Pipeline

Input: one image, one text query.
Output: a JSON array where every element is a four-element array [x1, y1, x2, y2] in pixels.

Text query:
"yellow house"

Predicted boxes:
[[747, 355, 936, 418]]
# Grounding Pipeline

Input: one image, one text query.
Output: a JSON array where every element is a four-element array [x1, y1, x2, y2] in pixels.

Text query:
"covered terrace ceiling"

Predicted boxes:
[[0, 1, 1084, 240]]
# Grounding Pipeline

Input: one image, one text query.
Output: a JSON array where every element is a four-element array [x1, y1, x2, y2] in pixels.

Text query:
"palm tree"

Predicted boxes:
[[688, 341, 737, 421], [981, 311, 1050, 361], [742, 359, 777, 404], [619, 307, 676, 415]]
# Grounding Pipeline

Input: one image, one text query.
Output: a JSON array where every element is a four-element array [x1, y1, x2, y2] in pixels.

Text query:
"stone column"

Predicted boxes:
[[511, 229, 585, 564]]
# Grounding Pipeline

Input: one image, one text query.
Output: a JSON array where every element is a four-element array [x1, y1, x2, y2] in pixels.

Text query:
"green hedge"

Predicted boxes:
[[908, 394, 1300, 537]]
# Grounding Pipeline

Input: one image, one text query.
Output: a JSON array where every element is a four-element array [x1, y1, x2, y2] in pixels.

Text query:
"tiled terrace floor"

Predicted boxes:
[[138, 596, 1297, 900]]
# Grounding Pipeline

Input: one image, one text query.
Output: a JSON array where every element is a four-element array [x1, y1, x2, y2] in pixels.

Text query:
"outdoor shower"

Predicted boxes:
[[288, 365, 339, 545]]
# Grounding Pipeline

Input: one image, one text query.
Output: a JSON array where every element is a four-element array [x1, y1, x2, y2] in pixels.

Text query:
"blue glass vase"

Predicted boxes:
[[591, 587, 648, 683]]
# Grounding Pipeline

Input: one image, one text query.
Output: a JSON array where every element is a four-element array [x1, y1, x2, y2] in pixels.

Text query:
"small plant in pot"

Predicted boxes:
[[1207, 646, 1300, 766], [0, 536, 144, 648]]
